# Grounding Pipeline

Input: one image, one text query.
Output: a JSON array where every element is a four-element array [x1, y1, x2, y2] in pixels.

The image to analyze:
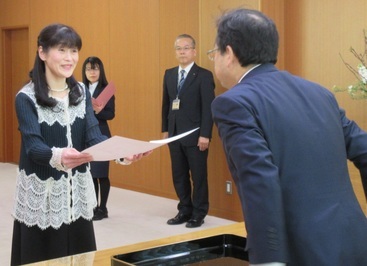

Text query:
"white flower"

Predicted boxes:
[[358, 64, 367, 83], [334, 30, 367, 99]]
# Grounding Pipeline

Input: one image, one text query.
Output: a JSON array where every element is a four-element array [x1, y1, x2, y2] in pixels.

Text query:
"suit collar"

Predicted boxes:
[[242, 63, 277, 81], [175, 63, 199, 95], [179, 62, 195, 74], [238, 64, 261, 83]]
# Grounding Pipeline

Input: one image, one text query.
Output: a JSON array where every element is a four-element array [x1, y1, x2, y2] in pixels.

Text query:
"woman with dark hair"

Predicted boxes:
[[82, 56, 115, 221], [11, 23, 149, 265]]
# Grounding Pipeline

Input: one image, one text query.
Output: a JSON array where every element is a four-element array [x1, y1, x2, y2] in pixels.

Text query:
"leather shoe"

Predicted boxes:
[[167, 213, 191, 225], [186, 218, 204, 228], [93, 208, 108, 221]]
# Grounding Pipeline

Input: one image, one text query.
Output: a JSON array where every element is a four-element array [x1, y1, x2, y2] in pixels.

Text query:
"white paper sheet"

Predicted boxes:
[[82, 127, 199, 161]]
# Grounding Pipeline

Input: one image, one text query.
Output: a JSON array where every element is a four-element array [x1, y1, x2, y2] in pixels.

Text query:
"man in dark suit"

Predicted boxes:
[[210, 8, 367, 266], [162, 34, 215, 228]]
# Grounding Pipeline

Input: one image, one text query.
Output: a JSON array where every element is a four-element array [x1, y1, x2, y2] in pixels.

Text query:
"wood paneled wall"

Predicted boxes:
[[1, 0, 366, 221], [283, 0, 367, 214]]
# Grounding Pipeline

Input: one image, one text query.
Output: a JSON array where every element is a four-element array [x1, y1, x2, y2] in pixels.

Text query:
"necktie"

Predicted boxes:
[[177, 70, 185, 92]]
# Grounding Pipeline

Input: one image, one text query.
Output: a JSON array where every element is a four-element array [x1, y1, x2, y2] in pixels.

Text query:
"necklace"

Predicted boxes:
[[48, 84, 69, 92]]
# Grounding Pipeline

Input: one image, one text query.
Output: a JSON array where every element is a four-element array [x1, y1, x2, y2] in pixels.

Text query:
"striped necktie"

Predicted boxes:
[[177, 69, 185, 92]]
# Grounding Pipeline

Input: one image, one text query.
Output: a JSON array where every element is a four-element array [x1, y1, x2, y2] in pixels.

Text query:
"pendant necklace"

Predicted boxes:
[[48, 84, 69, 92]]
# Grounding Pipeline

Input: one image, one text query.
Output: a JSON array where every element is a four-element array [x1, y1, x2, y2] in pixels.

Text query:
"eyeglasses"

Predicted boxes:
[[175, 46, 194, 52], [86, 67, 100, 72], [207, 48, 219, 61]]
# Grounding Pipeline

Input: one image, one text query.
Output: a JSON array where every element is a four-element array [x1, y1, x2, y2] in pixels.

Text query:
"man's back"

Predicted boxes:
[[212, 63, 367, 265]]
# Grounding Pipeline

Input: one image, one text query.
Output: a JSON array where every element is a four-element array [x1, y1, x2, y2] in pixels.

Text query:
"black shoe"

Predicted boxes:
[[93, 208, 108, 221], [167, 213, 191, 225], [186, 218, 204, 228]]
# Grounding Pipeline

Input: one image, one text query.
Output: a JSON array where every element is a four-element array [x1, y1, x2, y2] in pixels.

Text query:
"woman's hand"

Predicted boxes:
[[117, 150, 153, 165], [125, 150, 153, 162], [91, 98, 104, 114], [61, 148, 93, 169]]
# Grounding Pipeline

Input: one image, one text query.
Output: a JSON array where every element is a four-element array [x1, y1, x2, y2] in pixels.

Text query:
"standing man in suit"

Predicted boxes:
[[162, 34, 215, 228], [210, 8, 367, 266]]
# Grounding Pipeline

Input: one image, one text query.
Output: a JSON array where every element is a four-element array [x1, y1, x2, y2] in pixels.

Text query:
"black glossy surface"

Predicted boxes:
[[111, 234, 248, 266]]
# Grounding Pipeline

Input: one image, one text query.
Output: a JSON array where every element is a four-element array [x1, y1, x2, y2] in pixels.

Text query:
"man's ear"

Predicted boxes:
[[38, 46, 46, 61], [226, 45, 235, 61], [225, 45, 237, 67]]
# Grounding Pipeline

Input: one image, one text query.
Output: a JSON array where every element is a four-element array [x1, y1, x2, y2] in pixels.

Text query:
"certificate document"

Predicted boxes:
[[92, 81, 116, 107], [83, 128, 199, 161]]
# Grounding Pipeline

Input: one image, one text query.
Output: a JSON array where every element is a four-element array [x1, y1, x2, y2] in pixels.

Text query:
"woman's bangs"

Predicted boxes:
[[51, 26, 82, 50]]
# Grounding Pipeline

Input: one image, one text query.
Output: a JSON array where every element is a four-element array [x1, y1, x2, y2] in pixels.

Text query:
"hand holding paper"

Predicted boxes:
[[62, 148, 93, 170], [128, 150, 154, 162], [91, 100, 104, 114]]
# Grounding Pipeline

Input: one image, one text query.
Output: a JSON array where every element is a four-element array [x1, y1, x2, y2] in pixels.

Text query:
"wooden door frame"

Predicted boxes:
[[2, 29, 13, 162], [2, 27, 28, 163]]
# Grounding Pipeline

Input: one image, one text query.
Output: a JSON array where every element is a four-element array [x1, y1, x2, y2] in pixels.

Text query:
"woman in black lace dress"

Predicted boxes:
[[10, 23, 149, 266]]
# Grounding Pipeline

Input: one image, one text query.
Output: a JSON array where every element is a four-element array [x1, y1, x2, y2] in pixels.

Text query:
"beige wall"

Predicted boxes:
[[0, 0, 366, 220]]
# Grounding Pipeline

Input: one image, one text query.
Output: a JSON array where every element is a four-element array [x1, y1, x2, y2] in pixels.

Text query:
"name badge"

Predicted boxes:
[[172, 98, 180, 110]]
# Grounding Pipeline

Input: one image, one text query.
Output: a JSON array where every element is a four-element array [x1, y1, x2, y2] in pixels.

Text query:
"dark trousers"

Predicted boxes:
[[168, 140, 209, 218]]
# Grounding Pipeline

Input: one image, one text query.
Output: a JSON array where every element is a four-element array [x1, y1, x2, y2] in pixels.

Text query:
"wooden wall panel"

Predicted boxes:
[[27, 0, 110, 81], [200, 0, 260, 220], [108, 0, 163, 194], [67, 0, 110, 82], [283, 0, 367, 213], [0, 0, 29, 27], [29, 0, 68, 60], [261, 0, 285, 70]]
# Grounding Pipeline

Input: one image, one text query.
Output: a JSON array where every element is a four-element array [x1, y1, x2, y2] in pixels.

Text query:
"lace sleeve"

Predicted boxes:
[[50, 147, 67, 171]]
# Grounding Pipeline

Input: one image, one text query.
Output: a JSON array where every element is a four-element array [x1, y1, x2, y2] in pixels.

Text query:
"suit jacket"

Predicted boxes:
[[90, 84, 115, 177], [92, 86, 115, 138], [162, 63, 215, 146], [212, 63, 367, 265]]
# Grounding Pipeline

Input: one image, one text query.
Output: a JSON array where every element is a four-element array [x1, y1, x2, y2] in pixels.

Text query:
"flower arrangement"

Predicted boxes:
[[333, 30, 367, 99]]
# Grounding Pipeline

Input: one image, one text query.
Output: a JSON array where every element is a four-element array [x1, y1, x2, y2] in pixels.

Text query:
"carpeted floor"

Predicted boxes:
[[0, 163, 236, 265]]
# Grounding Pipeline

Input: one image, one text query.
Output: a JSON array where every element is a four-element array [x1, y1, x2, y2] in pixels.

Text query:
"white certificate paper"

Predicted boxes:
[[83, 128, 199, 161]]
